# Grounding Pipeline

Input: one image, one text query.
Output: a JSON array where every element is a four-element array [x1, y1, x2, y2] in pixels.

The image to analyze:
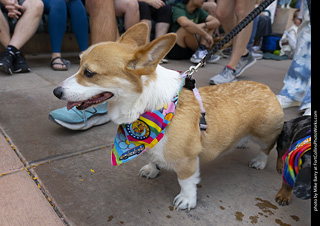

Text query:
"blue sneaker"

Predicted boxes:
[[49, 102, 110, 130]]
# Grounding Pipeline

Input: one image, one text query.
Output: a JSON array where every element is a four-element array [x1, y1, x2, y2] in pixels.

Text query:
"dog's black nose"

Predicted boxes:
[[53, 87, 64, 99]]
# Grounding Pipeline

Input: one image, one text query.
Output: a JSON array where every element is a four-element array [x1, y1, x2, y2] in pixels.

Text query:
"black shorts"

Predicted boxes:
[[167, 43, 195, 60], [138, 1, 172, 23]]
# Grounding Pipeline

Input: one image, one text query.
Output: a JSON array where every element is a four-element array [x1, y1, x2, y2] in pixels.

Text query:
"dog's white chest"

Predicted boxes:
[[143, 135, 172, 170]]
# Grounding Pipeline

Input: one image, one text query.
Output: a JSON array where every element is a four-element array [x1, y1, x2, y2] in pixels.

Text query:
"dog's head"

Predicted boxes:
[[53, 22, 176, 111]]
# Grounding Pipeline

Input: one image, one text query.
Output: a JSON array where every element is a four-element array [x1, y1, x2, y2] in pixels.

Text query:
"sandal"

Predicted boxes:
[[50, 57, 71, 71]]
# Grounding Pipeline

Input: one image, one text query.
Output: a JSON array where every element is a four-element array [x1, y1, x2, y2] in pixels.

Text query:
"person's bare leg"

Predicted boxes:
[[202, 0, 217, 17], [228, 0, 255, 69], [176, 27, 198, 51], [86, 0, 118, 44], [141, 19, 152, 41], [9, 0, 43, 50], [216, 0, 254, 69], [123, 0, 139, 30], [0, 12, 10, 47], [199, 28, 214, 48], [203, 1, 220, 36], [115, 0, 139, 31], [216, 0, 236, 32], [155, 22, 170, 38]]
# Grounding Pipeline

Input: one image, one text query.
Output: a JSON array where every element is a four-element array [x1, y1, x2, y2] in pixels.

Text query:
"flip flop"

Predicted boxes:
[[50, 57, 71, 71]]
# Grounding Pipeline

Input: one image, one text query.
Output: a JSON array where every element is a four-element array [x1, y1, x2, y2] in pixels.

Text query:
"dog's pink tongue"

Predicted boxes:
[[67, 101, 82, 110]]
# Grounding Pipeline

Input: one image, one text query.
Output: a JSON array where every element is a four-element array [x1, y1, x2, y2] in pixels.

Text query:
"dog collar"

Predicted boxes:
[[111, 79, 185, 166], [282, 132, 311, 187]]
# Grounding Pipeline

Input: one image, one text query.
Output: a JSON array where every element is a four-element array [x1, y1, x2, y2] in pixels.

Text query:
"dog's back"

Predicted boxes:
[[198, 81, 284, 160]]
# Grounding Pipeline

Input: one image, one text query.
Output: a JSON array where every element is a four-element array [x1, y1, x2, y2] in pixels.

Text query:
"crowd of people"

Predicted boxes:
[[0, 0, 272, 76], [0, 0, 311, 129]]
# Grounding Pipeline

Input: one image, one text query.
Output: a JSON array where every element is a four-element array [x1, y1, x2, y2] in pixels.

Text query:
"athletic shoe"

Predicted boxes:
[[209, 66, 237, 85], [233, 51, 256, 77], [251, 51, 263, 60], [190, 45, 208, 64], [48, 102, 111, 130], [221, 47, 232, 58], [0, 49, 14, 75], [13, 51, 31, 73], [276, 95, 301, 109], [206, 54, 221, 63], [190, 45, 220, 64]]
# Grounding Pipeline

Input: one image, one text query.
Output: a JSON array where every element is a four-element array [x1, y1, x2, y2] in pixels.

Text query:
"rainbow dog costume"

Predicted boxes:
[[282, 131, 311, 187]]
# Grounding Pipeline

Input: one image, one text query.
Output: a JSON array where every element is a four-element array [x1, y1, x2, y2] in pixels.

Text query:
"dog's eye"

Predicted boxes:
[[84, 69, 96, 78]]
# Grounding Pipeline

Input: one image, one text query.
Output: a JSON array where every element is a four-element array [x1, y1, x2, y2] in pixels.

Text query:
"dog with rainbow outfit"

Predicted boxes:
[[275, 116, 311, 205]]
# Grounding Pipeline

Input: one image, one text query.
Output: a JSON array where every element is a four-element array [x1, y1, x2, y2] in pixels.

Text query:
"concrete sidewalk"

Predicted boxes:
[[0, 54, 311, 226]]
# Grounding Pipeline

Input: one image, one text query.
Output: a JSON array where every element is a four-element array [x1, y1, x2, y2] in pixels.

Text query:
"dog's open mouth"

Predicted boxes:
[[67, 92, 114, 110]]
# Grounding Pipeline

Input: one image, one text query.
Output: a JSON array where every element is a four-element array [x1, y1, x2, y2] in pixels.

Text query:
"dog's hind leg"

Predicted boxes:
[[248, 135, 277, 170], [236, 136, 249, 149], [249, 150, 269, 170], [173, 157, 200, 211]]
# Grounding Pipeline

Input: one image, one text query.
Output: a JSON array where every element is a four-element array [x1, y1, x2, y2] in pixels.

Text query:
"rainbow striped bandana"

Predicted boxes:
[[282, 132, 311, 187], [111, 79, 184, 166]]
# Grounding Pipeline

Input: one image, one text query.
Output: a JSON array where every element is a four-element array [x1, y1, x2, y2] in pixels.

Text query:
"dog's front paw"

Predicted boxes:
[[139, 163, 160, 179], [275, 182, 293, 206], [249, 159, 267, 170], [275, 193, 291, 206], [173, 193, 197, 211], [249, 152, 268, 170]]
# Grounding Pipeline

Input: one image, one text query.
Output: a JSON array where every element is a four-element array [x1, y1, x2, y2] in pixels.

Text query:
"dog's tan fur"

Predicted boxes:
[[161, 81, 284, 180], [55, 23, 284, 210]]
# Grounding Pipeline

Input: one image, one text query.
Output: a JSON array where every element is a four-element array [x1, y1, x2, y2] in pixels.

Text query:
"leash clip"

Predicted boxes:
[[184, 57, 206, 77], [185, 62, 201, 77]]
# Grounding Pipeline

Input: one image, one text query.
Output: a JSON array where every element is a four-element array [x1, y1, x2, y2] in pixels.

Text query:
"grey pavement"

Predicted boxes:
[[0, 54, 311, 226]]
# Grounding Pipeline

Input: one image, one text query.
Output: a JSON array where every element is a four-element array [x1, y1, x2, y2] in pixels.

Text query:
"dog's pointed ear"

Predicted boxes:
[[126, 33, 177, 74], [118, 22, 149, 47]]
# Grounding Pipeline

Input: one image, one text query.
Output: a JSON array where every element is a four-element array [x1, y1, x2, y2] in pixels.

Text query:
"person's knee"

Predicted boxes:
[[176, 27, 197, 50], [121, 0, 138, 11], [127, 0, 139, 13], [213, 17, 220, 28], [235, 4, 254, 20], [23, 0, 44, 16], [115, 0, 138, 17], [215, 8, 231, 24]]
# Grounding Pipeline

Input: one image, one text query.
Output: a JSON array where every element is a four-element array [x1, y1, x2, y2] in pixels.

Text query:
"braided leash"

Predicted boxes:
[[184, 0, 276, 77]]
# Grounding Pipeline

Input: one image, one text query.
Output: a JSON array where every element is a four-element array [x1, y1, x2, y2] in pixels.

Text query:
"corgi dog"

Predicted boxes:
[[54, 23, 284, 210]]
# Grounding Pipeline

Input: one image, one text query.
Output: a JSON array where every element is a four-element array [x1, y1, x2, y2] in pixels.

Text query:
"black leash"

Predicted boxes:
[[184, 0, 276, 77], [203, 0, 276, 63]]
